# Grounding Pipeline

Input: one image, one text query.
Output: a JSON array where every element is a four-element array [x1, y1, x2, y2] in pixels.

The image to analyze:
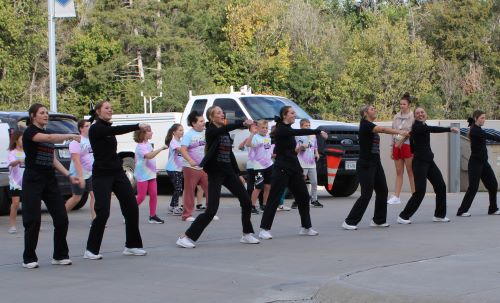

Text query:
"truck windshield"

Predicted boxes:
[[240, 96, 313, 120]]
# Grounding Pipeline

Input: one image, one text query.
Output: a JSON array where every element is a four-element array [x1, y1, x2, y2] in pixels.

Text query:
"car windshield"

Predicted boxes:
[[240, 96, 312, 120], [17, 117, 78, 134]]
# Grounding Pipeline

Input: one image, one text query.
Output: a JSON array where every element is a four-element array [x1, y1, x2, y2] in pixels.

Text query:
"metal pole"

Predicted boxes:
[[449, 122, 461, 193], [149, 97, 153, 114], [48, 0, 57, 112]]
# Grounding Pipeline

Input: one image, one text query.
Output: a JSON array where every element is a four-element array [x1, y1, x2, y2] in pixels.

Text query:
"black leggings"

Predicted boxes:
[[21, 170, 69, 263], [185, 170, 254, 241], [260, 166, 311, 230], [457, 158, 498, 215], [167, 171, 183, 207], [345, 159, 388, 226], [86, 171, 143, 254], [399, 159, 447, 220]]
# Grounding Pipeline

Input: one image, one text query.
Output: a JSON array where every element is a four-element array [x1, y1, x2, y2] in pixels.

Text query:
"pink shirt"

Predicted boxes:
[[8, 149, 25, 190]]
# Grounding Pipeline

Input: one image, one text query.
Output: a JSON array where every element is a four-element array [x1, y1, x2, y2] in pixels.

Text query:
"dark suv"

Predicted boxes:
[[0, 111, 87, 215]]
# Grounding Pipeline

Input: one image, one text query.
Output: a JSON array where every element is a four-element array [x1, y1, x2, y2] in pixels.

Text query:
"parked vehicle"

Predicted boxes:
[[111, 86, 360, 197], [0, 111, 84, 215]]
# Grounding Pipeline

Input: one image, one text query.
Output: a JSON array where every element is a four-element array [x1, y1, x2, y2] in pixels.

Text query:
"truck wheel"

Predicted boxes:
[[122, 157, 137, 191], [326, 175, 359, 197], [0, 187, 10, 216]]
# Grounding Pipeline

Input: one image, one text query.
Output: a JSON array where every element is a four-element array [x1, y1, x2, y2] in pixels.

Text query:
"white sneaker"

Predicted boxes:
[[185, 216, 195, 222], [299, 227, 319, 236], [176, 236, 195, 248], [370, 220, 390, 227], [387, 195, 401, 205], [51, 258, 72, 265], [83, 250, 103, 260], [490, 210, 500, 215], [8, 226, 16, 234], [22, 262, 39, 269], [123, 247, 147, 256], [277, 205, 291, 211], [212, 215, 220, 221], [342, 221, 357, 230], [433, 216, 450, 223], [459, 212, 471, 217], [258, 229, 273, 240], [240, 233, 260, 244], [397, 216, 411, 224]]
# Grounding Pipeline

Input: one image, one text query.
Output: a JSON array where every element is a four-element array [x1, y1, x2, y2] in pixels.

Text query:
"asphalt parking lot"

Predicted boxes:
[[0, 189, 499, 303]]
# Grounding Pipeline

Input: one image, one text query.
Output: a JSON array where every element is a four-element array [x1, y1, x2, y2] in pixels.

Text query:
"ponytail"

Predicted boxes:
[[88, 101, 107, 123], [165, 123, 182, 146]]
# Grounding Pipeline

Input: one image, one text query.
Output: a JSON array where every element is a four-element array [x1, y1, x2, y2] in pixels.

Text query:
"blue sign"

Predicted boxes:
[[56, 0, 71, 6]]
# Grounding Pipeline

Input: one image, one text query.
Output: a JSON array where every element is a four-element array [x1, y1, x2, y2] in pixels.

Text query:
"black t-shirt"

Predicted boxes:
[[215, 133, 234, 173], [23, 124, 55, 172], [469, 125, 500, 161], [359, 119, 380, 161]]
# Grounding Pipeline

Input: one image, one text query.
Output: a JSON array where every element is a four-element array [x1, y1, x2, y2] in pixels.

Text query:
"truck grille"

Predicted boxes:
[[324, 130, 359, 158]]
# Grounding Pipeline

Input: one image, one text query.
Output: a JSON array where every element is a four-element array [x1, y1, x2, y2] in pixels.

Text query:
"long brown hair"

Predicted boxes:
[[165, 123, 182, 146], [27, 103, 47, 126], [8, 130, 23, 151]]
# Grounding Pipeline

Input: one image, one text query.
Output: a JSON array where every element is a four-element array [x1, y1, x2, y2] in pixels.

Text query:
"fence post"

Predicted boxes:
[[449, 122, 461, 193]]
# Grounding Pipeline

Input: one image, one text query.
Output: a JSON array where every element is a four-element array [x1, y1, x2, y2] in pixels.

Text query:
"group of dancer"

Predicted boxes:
[[5, 94, 500, 268]]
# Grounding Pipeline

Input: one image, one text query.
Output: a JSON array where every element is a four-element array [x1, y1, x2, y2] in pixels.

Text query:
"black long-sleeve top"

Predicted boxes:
[[89, 118, 140, 176], [273, 122, 321, 174], [469, 125, 500, 161], [200, 121, 242, 174], [410, 120, 451, 161]]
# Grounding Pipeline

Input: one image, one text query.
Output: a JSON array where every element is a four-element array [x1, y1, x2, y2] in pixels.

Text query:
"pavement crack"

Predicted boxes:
[[337, 253, 453, 281]]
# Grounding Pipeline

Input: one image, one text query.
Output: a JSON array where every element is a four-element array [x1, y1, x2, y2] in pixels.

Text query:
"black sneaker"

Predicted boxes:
[[148, 215, 165, 224], [196, 204, 206, 211], [311, 200, 323, 208], [251, 206, 260, 215], [291, 201, 298, 209]]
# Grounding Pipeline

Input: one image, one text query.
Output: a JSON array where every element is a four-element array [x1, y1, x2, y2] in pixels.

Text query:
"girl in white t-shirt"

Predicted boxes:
[[7, 131, 25, 234], [133, 128, 167, 224], [165, 123, 184, 216]]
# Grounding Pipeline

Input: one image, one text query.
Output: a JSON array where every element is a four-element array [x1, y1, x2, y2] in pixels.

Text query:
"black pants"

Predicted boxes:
[[260, 166, 312, 230], [185, 170, 254, 241], [86, 171, 143, 254], [22, 170, 69, 263], [399, 159, 447, 220], [345, 159, 388, 225], [457, 158, 498, 215], [167, 171, 183, 207]]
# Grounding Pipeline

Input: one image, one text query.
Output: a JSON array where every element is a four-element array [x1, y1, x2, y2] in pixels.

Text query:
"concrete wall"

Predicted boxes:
[[373, 120, 500, 193]]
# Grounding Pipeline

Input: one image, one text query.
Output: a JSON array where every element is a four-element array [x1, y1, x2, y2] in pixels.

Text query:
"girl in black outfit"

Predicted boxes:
[[457, 110, 500, 217], [342, 105, 408, 230], [22, 103, 81, 269], [259, 106, 328, 240], [176, 106, 259, 248], [398, 106, 459, 224], [84, 101, 150, 260]]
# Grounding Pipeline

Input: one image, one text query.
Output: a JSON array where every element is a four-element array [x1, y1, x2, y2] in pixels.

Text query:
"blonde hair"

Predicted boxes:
[[256, 120, 268, 127]]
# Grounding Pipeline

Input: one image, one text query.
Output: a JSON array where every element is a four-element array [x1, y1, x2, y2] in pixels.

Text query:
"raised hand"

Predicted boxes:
[[320, 131, 328, 139]]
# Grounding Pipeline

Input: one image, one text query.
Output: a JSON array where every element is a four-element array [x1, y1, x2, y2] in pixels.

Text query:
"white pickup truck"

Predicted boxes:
[[114, 87, 360, 197]]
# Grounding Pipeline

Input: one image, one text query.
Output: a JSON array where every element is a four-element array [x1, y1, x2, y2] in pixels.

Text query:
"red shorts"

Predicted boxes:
[[392, 143, 413, 160]]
